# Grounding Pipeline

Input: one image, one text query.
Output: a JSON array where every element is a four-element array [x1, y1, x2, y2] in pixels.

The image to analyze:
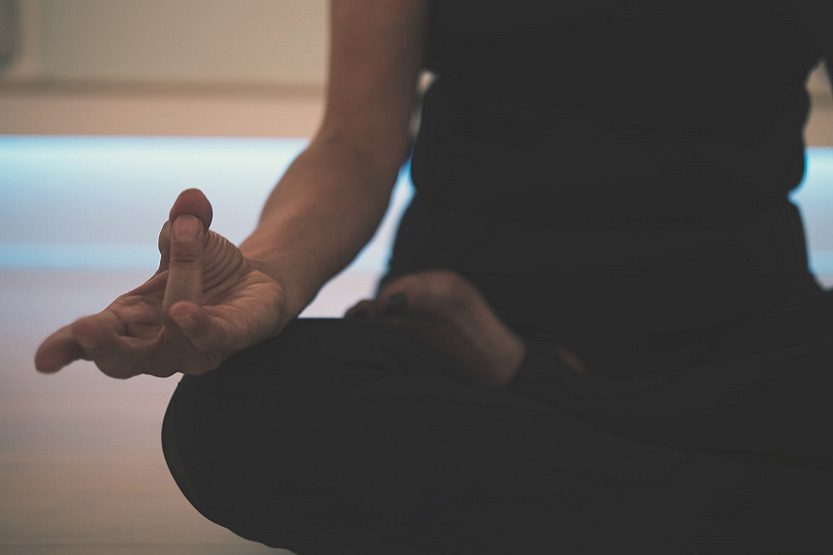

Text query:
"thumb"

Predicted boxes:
[[156, 188, 212, 274], [162, 214, 206, 314], [162, 188, 213, 314]]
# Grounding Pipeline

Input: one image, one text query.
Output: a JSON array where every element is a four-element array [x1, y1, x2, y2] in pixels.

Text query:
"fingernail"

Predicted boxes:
[[173, 215, 200, 242], [382, 293, 407, 315]]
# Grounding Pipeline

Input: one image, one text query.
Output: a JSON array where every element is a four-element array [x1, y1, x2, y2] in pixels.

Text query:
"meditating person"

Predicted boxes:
[[35, 1, 833, 553]]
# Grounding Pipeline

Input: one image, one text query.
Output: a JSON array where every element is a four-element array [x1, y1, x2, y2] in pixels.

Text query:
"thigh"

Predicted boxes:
[[163, 318, 782, 554], [508, 285, 833, 552], [528, 283, 833, 460]]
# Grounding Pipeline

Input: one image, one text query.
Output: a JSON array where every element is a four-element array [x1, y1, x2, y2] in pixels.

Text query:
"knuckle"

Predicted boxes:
[[438, 272, 475, 304], [206, 230, 232, 252], [435, 270, 465, 292], [170, 248, 201, 265], [400, 274, 424, 290]]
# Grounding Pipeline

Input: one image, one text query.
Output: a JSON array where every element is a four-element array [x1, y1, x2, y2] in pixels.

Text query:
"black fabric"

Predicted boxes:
[[506, 283, 833, 468], [159, 4, 833, 552], [162, 303, 833, 554], [380, 1, 833, 363]]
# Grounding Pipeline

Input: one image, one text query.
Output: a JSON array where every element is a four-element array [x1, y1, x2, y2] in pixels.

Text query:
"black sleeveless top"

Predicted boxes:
[[379, 1, 832, 370]]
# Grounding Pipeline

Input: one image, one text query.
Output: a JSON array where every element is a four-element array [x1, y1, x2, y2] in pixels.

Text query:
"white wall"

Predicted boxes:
[[3, 0, 829, 97], [1, 0, 328, 88], [0, 1, 830, 141]]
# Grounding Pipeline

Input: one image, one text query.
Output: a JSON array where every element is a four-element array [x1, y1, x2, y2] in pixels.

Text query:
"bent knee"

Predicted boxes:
[[161, 383, 222, 525], [161, 367, 408, 553]]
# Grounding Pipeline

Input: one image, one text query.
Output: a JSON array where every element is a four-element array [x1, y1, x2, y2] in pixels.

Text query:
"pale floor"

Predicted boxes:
[[1, 138, 832, 554]]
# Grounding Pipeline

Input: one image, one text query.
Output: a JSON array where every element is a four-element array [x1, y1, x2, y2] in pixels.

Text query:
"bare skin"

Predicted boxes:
[[345, 270, 590, 387], [34, 189, 288, 378], [33, 2, 431, 379], [33, 3, 592, 384]]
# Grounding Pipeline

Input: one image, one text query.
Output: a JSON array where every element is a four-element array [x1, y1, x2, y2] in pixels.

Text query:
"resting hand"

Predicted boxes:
[[34, 189, 288, 379], [344, 270, 528, 387], [345, 270, 591, 386]]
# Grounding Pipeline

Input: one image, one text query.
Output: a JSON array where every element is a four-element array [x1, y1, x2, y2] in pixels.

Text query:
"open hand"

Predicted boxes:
[[34, 189, 288, 379]]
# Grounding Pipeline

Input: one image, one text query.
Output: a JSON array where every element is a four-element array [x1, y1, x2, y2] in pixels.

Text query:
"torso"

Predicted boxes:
[[381, 1, 831, 373]]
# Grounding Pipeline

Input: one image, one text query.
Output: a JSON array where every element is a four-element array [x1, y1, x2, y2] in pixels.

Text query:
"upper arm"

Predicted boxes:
[[315, 1, 429, 174]]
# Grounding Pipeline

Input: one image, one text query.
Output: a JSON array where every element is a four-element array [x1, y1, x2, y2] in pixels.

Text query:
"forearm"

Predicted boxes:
[[239, 136, 398, 323]]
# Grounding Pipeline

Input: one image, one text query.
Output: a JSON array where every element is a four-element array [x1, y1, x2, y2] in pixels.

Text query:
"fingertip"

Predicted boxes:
[[34, 351, 61, 373], [34, 333, 77, 374], [344, 299, 381, 319], [169, 188, 213, 230], [169, 300, 198, 321], [168, 301, 209, 337], [167, 302, 216, 349]]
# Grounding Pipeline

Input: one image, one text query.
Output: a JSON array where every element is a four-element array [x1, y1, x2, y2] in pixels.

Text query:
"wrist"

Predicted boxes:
[[241, 252, 307, 326]]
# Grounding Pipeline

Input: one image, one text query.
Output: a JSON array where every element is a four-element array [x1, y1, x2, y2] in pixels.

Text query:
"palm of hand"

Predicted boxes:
[[35, 189, 287, 379], [98, 256, 283, 378]]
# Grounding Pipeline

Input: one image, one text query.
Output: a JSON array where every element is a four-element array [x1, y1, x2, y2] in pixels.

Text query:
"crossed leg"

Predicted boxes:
[[162, 315, 833, 554]]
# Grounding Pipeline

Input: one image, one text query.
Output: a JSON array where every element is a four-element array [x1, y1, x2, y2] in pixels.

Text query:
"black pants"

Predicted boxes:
[[162, 287, 833, 554]]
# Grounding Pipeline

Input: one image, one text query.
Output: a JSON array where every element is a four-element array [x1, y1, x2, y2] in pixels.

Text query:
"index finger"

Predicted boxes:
[[35, 324, 84, 373], [168, 188, 213, 229]]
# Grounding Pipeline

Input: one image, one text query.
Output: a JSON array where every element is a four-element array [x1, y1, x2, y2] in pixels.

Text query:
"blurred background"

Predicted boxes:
[[0, 1, 831, 554]]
